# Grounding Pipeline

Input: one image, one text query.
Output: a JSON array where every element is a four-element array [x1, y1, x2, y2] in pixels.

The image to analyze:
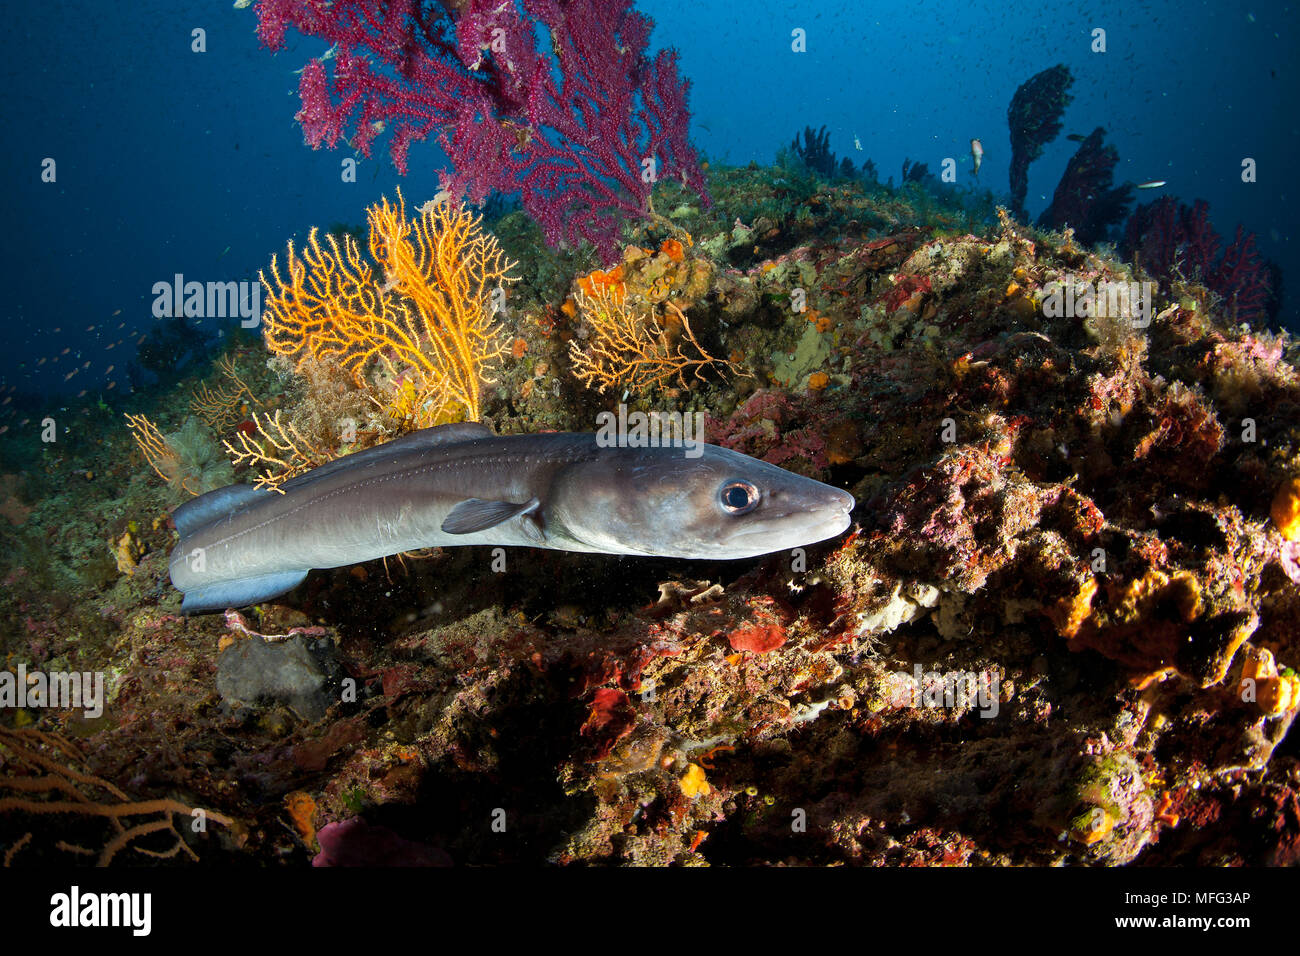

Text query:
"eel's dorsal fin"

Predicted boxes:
[[410, 422, 495, 444], [278, 421, 495, 494], [441, 497, 540, 535], [173, 423, 497, 541]]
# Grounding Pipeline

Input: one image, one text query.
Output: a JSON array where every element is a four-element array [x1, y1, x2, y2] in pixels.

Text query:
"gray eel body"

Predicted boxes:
[[169, 422, 855, 613]]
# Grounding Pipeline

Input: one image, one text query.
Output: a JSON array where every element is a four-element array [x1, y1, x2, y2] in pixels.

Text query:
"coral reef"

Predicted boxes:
[[189, 354, 261, 432], [2, 144, 1296, 869], [221, 409, 328, 491], [788, 125, 837, 177]]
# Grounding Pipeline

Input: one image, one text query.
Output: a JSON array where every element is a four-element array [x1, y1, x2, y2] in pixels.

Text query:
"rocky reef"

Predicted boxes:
[[1, 158, 1297, 867]]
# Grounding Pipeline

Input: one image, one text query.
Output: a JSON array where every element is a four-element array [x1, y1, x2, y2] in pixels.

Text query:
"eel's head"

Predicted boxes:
[[549, 443, 855, 559]]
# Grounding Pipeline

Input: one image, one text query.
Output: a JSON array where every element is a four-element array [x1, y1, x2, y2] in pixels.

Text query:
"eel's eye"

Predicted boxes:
[[719, 480, 760, 515]]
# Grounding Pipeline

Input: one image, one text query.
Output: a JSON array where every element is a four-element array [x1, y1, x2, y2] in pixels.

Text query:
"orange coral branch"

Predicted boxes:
[[122, 414, 202, 496], [222, 409, 326, 492], [261, 191, 518, 425], [189, 382, 243, 431], [567, 286, 736, 395], [123, 413, 178, 484], [189, 355, 262, 431], [0, 727, 235, 866]]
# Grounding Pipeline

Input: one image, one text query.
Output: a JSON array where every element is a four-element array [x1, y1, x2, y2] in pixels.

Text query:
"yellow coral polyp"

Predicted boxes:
[[680, 763, 711, 799], [114, 531, 141, 575], [1271, 476, 1300, 542], [1240, 646, 1300, 718], [1071, 807, 1115, 845], [1051, 576, 1098, 639], [260, 191, 517, 427], [577, 266, 625, 298], [659, 238, 684, 262]]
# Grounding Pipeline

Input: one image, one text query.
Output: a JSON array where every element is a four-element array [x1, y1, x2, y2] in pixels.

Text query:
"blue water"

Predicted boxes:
[[1, 0, 1294, 401]]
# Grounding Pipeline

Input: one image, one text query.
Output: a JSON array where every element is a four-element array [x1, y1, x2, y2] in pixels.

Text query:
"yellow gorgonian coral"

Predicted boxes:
[[124, 412, 192, 495], [567, 284, 735, 395], [221, 409, 328, 492], [189, 355, 260, 432], [260, 191, 518, 426]]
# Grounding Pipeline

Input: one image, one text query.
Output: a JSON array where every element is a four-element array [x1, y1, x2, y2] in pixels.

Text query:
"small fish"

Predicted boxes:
[[1066, 133, 1086, 142], [970, 138, 983, 181], [1136, 180, 1167, 189], [854, 132, 862, 151]]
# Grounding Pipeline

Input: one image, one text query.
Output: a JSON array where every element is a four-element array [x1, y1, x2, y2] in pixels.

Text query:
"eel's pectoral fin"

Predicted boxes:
[[441, 496, 542, 536]]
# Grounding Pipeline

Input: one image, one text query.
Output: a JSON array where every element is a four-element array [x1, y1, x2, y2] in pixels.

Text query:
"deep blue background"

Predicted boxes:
[[1, 0, 1293, 398]]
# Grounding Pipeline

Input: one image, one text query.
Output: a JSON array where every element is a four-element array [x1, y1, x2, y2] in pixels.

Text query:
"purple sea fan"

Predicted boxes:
[[1036, 127, 1133, 246], [257, 0, 710, 259], [1122, 198, 1275, 325]]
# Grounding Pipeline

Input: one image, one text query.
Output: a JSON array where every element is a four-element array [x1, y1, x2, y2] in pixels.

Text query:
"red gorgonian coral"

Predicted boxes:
[[256, 0, 710, 259], [1122, 197, 1274, 324]]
